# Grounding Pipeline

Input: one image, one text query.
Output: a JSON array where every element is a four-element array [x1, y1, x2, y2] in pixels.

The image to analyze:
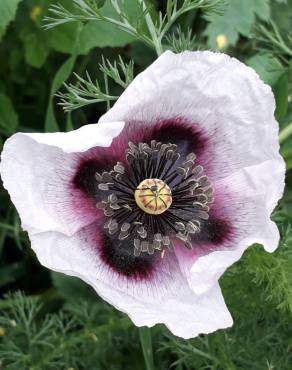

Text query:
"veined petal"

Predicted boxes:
[[177, 158, 284, 295], [30, 222, 233, 339], [0, 122, 124, 235], [99, 51, 283, 183]]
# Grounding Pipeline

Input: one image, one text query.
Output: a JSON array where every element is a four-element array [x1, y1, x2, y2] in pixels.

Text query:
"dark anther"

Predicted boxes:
[[95, 141, 213, 256]]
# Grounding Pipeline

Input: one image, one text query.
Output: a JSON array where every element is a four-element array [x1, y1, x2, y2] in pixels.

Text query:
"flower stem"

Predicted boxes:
[[279, 123, 292, 144], [139, 327, 155, 370]]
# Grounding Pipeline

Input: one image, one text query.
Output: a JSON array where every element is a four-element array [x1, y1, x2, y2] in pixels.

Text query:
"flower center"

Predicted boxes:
[[95, 140, 213, 256], [135, 179, 172, 215]]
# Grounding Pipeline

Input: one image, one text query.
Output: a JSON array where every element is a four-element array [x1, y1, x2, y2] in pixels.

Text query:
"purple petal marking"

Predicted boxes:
[[99, 230, 159, 281], [68, 117, 232, 277]]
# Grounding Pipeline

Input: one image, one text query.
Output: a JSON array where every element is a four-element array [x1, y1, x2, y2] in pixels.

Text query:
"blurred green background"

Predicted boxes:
[[0, 0, 292, 369]]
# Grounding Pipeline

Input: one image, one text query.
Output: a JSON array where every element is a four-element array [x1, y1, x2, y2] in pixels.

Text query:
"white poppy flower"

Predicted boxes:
[[0, 51, 285, 339]]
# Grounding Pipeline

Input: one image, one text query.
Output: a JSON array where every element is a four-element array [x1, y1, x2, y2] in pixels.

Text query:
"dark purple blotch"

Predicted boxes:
[[192, 216, 233, 247], [99, 231, 158, 280], [70, 117, 228, 279]]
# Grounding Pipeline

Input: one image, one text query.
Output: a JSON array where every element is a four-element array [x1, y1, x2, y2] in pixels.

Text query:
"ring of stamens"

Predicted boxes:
[[95, 141, 213, 256]]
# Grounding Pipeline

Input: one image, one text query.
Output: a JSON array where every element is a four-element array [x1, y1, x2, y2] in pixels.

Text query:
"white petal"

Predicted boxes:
[[30, 225, 233, 339], [0, 122, 124, 235], [99, 50, 285, 295], [187, 158, 285, 295], [25, 122, 124, 153], [100, 51, 282, 182]]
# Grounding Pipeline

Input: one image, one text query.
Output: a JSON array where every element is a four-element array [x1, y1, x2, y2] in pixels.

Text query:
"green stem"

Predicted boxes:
[[286, 157, 292, 171], [104, 73, 110, 111], [65, 112, 74, 132], [139, 327, 155, 370], [279, 123, 292, 144], [139, 0, 163, 56], [0, 222, 15, 231]]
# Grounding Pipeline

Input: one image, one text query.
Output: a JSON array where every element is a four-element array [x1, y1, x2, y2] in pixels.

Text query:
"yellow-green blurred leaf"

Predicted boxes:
[[0, 0, 23, 40]]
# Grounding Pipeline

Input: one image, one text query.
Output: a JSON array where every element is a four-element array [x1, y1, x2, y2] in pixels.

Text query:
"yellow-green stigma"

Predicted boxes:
[[135, 179, 172, 215]]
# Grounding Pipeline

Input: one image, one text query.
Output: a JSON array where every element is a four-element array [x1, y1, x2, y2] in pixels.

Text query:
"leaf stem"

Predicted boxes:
[[139, 0, 163, 55], [139, 327, 155, 370], [0, 222, 15, 231], [279, 123, 292, 144], [104, 73, 110, 111]]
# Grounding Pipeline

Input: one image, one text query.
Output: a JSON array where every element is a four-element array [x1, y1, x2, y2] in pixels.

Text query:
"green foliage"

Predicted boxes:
[[57, 56, 134, 112], [0, 292, 138, 370], [256, 22, 292, 65], [45, 56, 77, 131], [0, 261, 26, 288], [57, 70, 118, 112], [48, 0, 138, 53], [0, 94, 18, 135], [204, 0, 270, 47], [99, 56, 134, 89], [0, 0, 292, 369], [23, 32, 49, 68], [165, 26, 198, 52], [274, 74, 289, 120], [246, 53, 284, 87], [244, 223, 292, 315], [45, 0, 222, 55], [0, 0, 23, 41], [51, 272, 97, 302]]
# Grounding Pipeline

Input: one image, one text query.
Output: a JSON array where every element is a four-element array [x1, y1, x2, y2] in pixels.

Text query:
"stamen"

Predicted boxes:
[[94, 141, 213, 256]]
